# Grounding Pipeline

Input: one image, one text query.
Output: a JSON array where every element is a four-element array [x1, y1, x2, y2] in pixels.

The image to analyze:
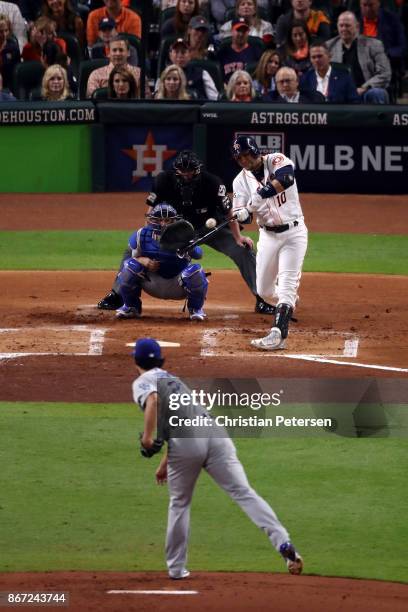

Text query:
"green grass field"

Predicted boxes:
[[1, 227, 407, 582], [1, 403, 407, 582], [1, 230, 407, 274]]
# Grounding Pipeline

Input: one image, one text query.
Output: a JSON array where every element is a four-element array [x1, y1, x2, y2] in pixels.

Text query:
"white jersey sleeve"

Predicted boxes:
[[232, 171, 251, 210]]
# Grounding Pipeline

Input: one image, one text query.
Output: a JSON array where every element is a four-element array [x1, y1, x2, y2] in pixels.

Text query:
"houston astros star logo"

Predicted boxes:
[[123, 131, 177, 183]]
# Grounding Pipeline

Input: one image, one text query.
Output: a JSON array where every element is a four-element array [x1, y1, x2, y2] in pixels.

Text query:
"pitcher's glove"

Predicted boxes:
[[139, 433, 164, 458]]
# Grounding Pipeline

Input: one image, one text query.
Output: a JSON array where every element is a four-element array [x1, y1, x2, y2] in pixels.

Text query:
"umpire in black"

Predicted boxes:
[[97, 150, 274, 314]]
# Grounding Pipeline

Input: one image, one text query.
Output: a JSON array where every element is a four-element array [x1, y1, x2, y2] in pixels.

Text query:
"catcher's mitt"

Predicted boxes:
[[139, 433, 164, 458], [160, 219, 195, 253]]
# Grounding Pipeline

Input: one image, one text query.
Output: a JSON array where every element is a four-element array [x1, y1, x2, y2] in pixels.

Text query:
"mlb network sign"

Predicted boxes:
[[234, 132, 285, 155]]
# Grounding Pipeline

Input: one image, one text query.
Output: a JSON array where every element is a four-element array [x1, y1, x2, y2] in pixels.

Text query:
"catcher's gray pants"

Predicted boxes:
[[112, 227, 257, 296], [140, 273, 186, 300], [165, 434, 290, 576]]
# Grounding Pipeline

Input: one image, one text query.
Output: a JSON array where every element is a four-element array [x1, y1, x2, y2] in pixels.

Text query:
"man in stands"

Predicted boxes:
[[86, 34, 140, 97], [86, 0, 141, 48], [216, 17, 263, 83]]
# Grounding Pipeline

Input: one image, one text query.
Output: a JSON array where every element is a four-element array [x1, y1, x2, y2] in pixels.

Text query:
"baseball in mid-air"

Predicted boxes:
[[205, 218, 217, 229]]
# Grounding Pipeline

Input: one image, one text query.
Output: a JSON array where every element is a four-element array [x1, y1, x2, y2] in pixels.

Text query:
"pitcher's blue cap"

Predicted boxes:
[[133, 338, 162, 360]]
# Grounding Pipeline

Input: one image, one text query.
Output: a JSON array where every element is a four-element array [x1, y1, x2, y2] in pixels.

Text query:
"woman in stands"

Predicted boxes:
[[0, 14, 20, 92], [22, 16, 66, 65], [218, 0, 273, 41], [225, 69, 257, 101], [161, 0, 200, 38], [41, 0, 85, 48], [252, 48, 281, 96], [40, 63, 73, 100], [281, 19, 311, 77], [108, 65, 139, 98], [154, 64, 191, 99]]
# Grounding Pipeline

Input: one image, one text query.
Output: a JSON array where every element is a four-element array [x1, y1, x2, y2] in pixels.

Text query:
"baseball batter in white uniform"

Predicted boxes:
[[231, 136, 308, 350], [132, 337, 304, 579]]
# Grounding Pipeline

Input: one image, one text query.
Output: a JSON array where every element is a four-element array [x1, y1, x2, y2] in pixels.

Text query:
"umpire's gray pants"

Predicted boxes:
[[112, 227, 257, 296], [165, 434, 289, 575]]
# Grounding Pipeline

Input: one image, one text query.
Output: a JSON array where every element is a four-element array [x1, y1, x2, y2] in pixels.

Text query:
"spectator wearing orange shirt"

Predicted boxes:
[[358, 0, 406, 65], [86, 0, 141, 48], [275, 0, 331, 47]]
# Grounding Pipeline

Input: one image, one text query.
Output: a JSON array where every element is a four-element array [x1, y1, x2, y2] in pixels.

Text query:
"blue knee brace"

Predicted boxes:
[[181, 263, 208, 310], [118, 258, 144, 306]]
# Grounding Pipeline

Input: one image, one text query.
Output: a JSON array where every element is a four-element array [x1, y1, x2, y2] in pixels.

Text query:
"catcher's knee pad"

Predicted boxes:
[[181, 263, 208, 310], [274, 303, 293, 339], [118, 258, 144, 299]]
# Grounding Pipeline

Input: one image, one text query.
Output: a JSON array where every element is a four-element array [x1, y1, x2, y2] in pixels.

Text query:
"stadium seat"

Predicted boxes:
[[188, 58, 225, 94], [78, 57, 109, 99], [57, 31, 84, 79], [12, 61, 45, 100]]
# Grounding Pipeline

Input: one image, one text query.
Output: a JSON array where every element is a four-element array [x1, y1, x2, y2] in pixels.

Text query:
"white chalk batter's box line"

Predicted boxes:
[[200, 328, 359, 359], [199, 328, 408, 374], [0, 326, 106, 361]]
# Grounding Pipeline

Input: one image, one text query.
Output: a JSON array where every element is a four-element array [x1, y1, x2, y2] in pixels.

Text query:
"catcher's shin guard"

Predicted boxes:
[[118, 258, 144, 308], [274, 303, 294, 340], [181, 263, 208, 310]]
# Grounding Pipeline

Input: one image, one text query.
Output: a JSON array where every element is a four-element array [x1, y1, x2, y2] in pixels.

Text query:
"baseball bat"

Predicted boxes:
[[177, 214, 238, 257]]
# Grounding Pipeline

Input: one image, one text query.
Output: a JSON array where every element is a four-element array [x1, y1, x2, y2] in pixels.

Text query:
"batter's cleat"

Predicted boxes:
[[97, 290, 123, 310], [279, 542, 303, 575], [251, 327, 285, 350], [255, 296, 276, 315], [115, 305, 141, 319], [169, 569, 190, 580], [189, 308, 206, 321]]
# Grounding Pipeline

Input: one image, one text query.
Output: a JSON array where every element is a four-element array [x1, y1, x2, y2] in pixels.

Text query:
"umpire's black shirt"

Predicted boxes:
[[147, 170, 229, 232]]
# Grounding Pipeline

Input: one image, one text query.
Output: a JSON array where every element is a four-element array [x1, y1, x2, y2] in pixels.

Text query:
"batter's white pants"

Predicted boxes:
[[165, 434, 290, 576], [256, 221, 308, 308]]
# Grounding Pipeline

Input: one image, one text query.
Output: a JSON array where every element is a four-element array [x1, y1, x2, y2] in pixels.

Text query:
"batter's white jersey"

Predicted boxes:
[[233, 153, 304, 227]]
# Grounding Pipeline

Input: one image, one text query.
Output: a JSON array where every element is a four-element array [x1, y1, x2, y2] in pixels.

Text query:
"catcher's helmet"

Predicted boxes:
[[173, 150, 202, 179], [232, 136, 260, 159], [146, 203, 181, 233]]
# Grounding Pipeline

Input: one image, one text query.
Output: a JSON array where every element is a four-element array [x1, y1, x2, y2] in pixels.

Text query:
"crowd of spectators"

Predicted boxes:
[[0, 0, 406, 103]]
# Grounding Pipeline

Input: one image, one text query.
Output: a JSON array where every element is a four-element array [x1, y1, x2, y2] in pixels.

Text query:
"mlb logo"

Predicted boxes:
[[235, 132, 285, 155]]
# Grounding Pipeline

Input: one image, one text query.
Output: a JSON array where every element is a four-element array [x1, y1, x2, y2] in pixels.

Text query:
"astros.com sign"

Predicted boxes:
[[235, 131, 285, 156]]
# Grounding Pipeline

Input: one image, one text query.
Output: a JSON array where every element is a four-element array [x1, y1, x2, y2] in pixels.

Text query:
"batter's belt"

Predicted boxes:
[[260, 220, 299, 233]]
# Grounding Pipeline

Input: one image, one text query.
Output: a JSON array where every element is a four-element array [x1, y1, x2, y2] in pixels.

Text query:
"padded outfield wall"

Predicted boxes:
[[0, 101, 407, 194]]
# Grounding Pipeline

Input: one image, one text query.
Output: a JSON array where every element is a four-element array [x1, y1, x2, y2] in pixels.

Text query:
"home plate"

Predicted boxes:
[[125, 341, 181, 348], [107, 589, 198, 595]]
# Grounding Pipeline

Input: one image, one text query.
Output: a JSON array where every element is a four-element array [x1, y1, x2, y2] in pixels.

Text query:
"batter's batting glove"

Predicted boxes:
[[257, 181, 277, 199], [139, 433, 164, 458]]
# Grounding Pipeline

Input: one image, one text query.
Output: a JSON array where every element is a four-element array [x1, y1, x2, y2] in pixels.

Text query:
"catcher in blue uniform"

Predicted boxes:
[[116, 203, 208, 321]]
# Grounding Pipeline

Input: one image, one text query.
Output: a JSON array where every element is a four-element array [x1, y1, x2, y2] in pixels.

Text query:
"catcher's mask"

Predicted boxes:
[[231, 136, 260, 160], [146, 203, 182, 235], [173, 150, 202, 185]]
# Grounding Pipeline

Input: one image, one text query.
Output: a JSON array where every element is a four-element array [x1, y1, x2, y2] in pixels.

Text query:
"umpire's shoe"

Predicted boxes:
[[97, 290, 123, 310], [255, 295, 276, 315], [279, 542, 303, 575]]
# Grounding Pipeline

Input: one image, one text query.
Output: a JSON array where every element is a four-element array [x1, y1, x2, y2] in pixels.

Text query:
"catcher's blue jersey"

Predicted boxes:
[[129, 226, 202, 279]]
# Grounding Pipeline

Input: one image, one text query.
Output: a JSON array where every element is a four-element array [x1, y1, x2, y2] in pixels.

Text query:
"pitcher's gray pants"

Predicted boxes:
[[165, 435, 289, 575]]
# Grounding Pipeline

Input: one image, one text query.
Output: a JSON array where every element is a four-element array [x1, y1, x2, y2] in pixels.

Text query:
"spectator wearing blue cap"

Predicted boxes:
[[91, 16, 138, 66]]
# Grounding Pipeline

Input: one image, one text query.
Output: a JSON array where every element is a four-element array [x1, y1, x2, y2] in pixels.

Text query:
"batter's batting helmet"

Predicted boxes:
[[146, 203, 182, 233], [231, 136, 260, 159]]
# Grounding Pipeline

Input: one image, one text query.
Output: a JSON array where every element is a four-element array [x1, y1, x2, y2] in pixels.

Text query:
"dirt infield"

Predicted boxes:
[[1, 571, 408, 612], [0, 193, 407, 609]]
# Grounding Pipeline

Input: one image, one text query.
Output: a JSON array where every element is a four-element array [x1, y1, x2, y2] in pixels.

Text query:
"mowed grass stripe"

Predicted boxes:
[[0, 402, 407, 582], [0, 231, 407, 274]]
